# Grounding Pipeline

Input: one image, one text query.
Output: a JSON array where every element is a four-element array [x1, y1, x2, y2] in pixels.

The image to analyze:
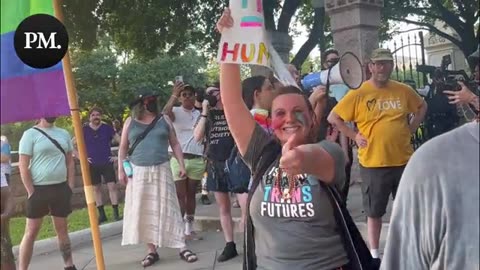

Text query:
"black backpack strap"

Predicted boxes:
[[243, 140, 281, 270], [33, 127, 66, 156], [128, 114, 161, 156]]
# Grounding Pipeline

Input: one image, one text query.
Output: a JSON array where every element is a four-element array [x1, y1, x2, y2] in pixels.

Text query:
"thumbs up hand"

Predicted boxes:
[[279, 133, 305, 176]]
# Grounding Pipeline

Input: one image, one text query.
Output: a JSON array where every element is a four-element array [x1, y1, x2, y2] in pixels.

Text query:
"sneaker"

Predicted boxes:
[[217, 242, 238, 262], [200, 195, 211, 205], [98, 214, 107, 224]]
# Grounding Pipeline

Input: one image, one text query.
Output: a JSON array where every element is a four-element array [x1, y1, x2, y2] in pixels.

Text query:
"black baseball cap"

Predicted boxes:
[[129, 91, 159, 108]]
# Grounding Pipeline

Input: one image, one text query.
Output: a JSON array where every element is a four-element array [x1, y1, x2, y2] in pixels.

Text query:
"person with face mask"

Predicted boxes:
[[18, 117, 77, 270], [328, 48, 428, 265], [118, 92, 198, 267]]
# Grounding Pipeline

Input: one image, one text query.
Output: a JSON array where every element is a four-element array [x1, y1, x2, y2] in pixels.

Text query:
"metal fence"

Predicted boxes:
[[388, 31, 429, 149]]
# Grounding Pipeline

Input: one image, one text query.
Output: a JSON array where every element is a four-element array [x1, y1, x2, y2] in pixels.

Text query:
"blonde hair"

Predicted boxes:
[[0, 135, 8, 143]]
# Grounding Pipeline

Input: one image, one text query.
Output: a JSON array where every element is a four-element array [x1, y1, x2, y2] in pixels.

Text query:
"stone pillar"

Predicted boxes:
[[251, 31, 293, 76], [326, 0, 384, 68]]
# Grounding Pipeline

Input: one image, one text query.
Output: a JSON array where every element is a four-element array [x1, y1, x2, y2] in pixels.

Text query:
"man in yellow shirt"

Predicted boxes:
[[328, 48, 428, 262]]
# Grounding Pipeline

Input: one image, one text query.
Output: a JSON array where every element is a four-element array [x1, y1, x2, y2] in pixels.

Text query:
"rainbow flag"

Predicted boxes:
[[1, 0, 69, 124]]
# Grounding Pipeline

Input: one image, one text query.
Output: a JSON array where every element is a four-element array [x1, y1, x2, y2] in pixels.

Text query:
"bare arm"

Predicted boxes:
[[165, 116, 185, 171], [299, 143, 337, 184], [162, 82, 184, 122], [309, 87, 327, 128], [66, 151, 75, 189], [117, 117, 132, 173], [19, 154, 34, 196], [409, 100, 428, 133], [220, 63, 256, 156], [162, 95, 178, 122], [328, 111, 358, 140], [193, 102, 209, 142]]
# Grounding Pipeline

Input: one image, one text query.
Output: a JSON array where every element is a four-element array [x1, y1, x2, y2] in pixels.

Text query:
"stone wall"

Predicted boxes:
[[8, 161, 126, 217]]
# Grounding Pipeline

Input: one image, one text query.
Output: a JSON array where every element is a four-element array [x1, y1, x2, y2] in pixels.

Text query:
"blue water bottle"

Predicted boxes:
[[122, 159, 133, 178]]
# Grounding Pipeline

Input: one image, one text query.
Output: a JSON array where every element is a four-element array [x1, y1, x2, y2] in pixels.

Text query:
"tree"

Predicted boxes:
[[73, 48, 209, 121], [384, 0, 479, 69]]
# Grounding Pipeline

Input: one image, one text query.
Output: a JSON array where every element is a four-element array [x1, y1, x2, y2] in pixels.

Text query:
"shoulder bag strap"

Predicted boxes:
[[33, 127, 66, 156], [127, 114, 162, 156], [320, 181, 370, 270], [244, 140, 281, 270]]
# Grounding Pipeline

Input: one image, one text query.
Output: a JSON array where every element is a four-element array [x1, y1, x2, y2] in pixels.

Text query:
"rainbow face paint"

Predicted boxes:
[[271, 117, 283, 130], [294, 111, 306, 126]]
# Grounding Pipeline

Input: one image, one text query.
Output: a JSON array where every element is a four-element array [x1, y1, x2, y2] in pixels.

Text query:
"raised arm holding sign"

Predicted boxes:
[[217, 0, 298, 88]]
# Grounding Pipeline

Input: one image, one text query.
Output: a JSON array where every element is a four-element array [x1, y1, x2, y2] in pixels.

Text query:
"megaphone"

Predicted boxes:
[[301, 52, 364, 90]]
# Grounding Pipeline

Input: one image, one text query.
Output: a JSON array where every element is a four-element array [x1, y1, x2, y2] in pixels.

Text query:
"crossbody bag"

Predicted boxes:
[[33, 127, 66, 156], [122, 115, 162, 176]]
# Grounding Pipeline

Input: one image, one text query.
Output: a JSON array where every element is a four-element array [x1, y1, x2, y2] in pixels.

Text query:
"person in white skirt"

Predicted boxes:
[[118, 92, 198, 267]]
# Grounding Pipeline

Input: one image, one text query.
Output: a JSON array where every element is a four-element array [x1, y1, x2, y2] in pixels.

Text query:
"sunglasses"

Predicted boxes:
[[327, 58, 339, 63], [181, 92, 194, 98]]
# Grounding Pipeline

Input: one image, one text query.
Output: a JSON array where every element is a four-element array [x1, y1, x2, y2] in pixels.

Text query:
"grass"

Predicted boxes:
[[8, 203, 124, 246]]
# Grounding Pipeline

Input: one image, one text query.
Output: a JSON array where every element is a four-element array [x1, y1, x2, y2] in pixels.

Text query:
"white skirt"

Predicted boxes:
[[121, 162, 185, 248]]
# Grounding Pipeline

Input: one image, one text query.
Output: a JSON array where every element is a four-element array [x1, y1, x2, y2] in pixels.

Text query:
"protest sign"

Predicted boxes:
[[217, 0, 271, 67]]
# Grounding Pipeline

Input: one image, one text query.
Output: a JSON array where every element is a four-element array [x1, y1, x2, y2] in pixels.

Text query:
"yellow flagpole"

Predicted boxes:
[[52, 1, 106, 269]]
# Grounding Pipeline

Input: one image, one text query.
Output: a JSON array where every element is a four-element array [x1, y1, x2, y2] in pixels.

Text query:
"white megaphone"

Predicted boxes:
[[301, 52, 364, 90]]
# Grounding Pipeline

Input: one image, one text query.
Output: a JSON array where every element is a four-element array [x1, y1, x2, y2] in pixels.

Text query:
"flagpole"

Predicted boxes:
[[52, 1, 106, 269]]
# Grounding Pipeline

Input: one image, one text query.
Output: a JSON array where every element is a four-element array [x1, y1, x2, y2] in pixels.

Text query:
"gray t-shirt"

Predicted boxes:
[[127, 117, 170, 166], [243, 124, 349, 270], [381, 121, 480, 270]]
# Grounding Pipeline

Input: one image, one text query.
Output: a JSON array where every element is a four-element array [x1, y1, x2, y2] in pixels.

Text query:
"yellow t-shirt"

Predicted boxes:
[[332, 80, 423, 167]]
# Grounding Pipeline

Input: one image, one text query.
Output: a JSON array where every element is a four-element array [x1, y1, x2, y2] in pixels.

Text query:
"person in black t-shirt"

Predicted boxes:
[[193, 85, 238, 262]]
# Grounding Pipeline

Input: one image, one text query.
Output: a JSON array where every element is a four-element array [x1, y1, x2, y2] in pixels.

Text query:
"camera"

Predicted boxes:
[[204, 93, 218, 107], [416, 54, 479, 140], [195, 88, 205, 103]]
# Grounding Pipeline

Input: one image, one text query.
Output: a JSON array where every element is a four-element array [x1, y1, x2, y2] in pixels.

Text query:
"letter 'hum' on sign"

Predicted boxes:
[[240, 0, 264, 27]]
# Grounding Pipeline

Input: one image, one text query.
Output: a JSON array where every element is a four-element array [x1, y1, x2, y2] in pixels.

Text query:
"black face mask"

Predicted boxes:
[[145, 100, 158, 113], [45, 117, 57, 124]]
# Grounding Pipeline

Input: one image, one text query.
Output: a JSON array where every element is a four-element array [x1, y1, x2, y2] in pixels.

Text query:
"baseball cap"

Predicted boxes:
[[180, 83, 195, 94], [370, 48, 394, 61], [129, 90, 158, 108]]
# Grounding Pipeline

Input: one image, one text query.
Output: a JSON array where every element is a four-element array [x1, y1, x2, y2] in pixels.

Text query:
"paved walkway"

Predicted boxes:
[[27, 153, 394, 269]]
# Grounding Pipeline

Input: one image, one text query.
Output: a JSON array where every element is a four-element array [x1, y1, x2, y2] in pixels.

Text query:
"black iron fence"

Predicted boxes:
[[389, 31, 428, 90], [388, 31, 430, 149]]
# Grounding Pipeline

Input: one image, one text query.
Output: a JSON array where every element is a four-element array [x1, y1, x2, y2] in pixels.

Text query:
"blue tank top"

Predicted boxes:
[[127, 117, 170, 166]]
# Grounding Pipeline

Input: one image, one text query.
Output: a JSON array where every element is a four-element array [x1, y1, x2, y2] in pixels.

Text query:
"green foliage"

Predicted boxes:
[[73, 48, 208, 122], [383, 0, 479, 60]]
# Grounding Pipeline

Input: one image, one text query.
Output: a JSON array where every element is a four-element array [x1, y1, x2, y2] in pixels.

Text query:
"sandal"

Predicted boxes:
[[141, 252, 159, 267], [179, 249, 198, 263]]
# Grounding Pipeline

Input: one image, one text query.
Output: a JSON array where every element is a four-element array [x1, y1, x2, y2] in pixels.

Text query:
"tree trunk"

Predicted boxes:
[[291, 7, 325, 68]]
